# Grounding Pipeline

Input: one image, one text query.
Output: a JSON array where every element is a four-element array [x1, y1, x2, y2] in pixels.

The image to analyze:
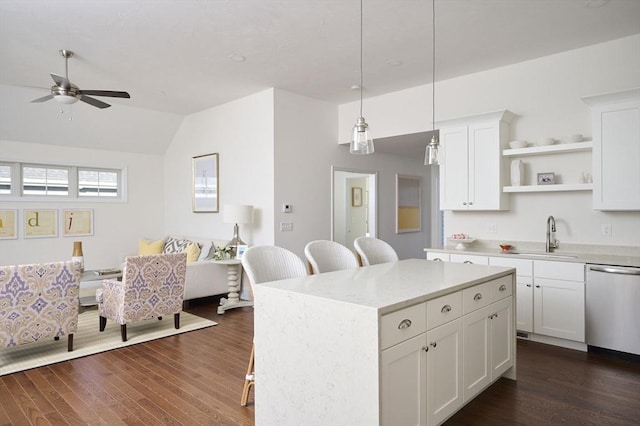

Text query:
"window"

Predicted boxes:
[[0, 161, 125, 202], [22, 165, 69, 196], [0, 164, 10, 195], [78, 168, 119, 197]]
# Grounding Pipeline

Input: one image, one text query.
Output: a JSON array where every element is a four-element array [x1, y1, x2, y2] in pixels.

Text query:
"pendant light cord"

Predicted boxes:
[[360, 0, 364, 118], [432, 0, 436, 132]]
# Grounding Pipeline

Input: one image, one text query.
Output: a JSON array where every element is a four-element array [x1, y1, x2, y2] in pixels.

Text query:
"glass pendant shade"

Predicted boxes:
[[425, 134, 439, 165], [350, 116, 374, 155]]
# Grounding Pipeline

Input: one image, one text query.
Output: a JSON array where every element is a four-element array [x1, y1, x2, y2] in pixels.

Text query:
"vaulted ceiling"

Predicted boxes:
[[1, 0, 638, 154]]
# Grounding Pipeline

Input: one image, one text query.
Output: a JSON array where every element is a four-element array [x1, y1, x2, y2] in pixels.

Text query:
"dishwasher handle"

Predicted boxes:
[[589, 265, 640, 276]]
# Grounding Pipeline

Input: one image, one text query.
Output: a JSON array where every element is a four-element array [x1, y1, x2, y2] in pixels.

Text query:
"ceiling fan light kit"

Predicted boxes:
[[30, 49, 131, 109]]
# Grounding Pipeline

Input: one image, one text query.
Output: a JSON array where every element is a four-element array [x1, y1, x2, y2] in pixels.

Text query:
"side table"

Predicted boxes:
[[79, 269, 123, 307], [213, 259, 254, 314]]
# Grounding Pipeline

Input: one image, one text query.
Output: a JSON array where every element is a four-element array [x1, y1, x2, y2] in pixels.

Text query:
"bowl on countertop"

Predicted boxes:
[[536, 138, 555, 146], [509, 140, 528, 149], [499, 244, 513, 252]]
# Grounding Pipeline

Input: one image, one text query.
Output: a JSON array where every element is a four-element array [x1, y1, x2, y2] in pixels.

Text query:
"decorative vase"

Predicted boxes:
[[72, 241, 85, 272], [510, 159, 524, 186]]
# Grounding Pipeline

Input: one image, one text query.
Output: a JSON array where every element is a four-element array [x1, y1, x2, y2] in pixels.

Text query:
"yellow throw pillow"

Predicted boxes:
[[185, 243, 201, 263], [139, 239, 165, 255]]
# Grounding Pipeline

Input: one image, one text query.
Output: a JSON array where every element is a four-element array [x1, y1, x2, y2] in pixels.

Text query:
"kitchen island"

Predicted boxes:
[[253, 258, 516, 426]]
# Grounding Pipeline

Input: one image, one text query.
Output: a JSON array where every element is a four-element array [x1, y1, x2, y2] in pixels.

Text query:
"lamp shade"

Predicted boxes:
[[224, 204, 254, 224]]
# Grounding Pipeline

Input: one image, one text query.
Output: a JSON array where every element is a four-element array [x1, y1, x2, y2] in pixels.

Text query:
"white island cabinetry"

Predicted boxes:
[[254, 259, 516, 426]]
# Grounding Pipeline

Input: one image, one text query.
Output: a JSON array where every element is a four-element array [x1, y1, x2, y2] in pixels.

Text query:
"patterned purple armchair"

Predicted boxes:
[[0, 261, 81, 352], [96, 253, 187, 342]]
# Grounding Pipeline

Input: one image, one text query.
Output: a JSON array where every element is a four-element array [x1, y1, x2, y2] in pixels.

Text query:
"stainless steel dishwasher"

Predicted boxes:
[[586, 264, 640, 356]]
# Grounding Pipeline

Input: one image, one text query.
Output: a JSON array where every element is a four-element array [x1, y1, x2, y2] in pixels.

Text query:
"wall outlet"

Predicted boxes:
[[282, 204, 292, 213], [488, 223, 497, 234], [601, 223, 612, 237], [280, 222, 293, 232]]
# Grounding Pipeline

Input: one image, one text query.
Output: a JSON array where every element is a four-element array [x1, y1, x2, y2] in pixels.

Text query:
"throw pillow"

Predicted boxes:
[[139, 239, 165, 255], [163, 237, 190, 254], [185, 243, 201, 263], [197, 241, 213, 261]]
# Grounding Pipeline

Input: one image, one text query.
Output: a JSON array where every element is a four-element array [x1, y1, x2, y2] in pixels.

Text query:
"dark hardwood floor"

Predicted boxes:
[[1, 297, 639, 425]]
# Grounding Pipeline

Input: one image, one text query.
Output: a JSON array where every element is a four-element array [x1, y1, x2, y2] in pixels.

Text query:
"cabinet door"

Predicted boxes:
[[462, 305, 491, 402], [468, 121, 504, 210], [381, 334, 427, 426], [440, 126, 469, 210], [426, 318, 463, 426], [534, 278, 585, 342], [516, 276, 533, 333], [593, 100, 640, 210], [490, 296, 514, 379]]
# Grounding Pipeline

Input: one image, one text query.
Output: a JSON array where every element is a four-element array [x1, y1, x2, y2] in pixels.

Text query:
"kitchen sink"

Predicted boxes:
[[506, 252, 578, 259]]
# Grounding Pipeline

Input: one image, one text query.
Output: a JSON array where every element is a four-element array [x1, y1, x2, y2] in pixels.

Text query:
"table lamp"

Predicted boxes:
[[224, 204, 254, 254]]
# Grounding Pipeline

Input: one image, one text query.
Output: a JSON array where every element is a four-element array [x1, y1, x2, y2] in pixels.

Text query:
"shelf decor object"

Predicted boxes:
[[537, 172, 555, 185], [510, 159, 523, 186]]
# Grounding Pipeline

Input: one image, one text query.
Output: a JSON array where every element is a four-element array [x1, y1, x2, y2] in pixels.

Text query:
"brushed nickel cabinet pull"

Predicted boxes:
[[474, 293, 482, 301], [499, 284, 507, 292], [441, 304, 452, 313], [397, 319, 412, 329]]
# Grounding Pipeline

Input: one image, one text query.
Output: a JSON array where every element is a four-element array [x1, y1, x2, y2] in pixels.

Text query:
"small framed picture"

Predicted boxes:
[[236, 244, 248, 259], [24, 209, 58, 238], [352, 187, 363, 207], [62, 209, 94, 236], [537, 172, 555, 185], [0, 209, 18, 239]]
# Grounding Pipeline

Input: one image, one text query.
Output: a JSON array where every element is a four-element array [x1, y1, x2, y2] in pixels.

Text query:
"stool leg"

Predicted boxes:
[[240, 343, 255, 406]]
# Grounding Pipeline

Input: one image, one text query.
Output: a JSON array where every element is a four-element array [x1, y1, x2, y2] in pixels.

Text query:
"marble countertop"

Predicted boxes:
[[257, 258, 513, 314], [425, 246, 640, 268]]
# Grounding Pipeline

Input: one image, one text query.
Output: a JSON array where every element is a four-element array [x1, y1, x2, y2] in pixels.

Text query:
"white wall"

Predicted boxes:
[[0, 140, 164, 268], [273, 89, 432, 260], [163, 89, 275, 247], [338, 35, 640, 248]]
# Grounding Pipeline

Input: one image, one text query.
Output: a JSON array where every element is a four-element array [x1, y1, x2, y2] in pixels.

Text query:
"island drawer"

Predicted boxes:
[[463, 282, 492, 314], [490, 275, 513, 302], [427, 291, 462, 330], [381, 302, 427, 349]]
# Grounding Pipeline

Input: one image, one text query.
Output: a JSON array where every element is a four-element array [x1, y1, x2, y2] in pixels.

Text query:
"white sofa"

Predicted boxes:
[[170, 237, 238, 301]]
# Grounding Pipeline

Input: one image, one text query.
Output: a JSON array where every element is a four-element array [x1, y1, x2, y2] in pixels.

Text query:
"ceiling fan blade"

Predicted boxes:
[[31, 94, 54, 103], [50, 73, 71, 89], [79, 90, 130, 99], [80, 95, 111, 109]]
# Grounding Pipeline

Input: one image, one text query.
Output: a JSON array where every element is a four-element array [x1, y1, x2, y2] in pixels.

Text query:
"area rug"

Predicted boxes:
[[0, 308, 217, 376]]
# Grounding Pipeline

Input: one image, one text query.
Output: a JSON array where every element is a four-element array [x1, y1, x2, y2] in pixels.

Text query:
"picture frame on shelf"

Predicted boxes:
[[235, 244, 248, 259], [192, 153, 219, 213], [352, 187, 363, 207], [0, 209, 18, 239], [24, 209, 58, 238], [62, 209, 94, 236], [537, 172, 555, 185]]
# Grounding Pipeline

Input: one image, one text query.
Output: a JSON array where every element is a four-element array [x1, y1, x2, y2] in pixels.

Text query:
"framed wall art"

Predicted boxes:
[[0, 209, 18, 239], [396, 174, 422, 233], [62, 209, 94, 236], [192, 153, 219, 213], [24, 209, 58, 238], [352, 187, 363, 207], [537, 172, 555, 185]]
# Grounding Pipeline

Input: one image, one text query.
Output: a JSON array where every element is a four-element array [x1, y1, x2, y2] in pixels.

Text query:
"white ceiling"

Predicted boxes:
[[0, 0, 638, 154]]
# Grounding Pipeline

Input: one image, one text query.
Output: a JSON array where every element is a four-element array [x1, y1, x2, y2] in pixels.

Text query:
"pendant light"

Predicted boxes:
[[425, 0, 439, 165], [350, 0, 374, 155]]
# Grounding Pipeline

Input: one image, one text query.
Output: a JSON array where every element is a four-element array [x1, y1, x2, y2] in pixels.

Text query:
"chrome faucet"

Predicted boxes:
[[545, 215, 559, 253]]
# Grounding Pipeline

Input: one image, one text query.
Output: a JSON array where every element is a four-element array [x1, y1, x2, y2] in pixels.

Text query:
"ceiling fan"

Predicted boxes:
[[31, 49, 130, 109]]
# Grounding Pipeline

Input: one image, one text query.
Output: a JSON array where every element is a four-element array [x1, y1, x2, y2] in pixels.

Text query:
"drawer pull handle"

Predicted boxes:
[[430, 341, 437, 348], [433, 258, 442, 262], [441, 305, 452, 313], [464, 261, 473, 264], [526, 284, 532, 288], [473, 293, 483, 301], [422, 345, 429, 352], [535, 285, 541, 288], [499, 284, 507, 292], [397, 319, 412, 329]]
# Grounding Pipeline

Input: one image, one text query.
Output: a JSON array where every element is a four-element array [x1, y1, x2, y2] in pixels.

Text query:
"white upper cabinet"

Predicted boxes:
[[439, 110, 514, 211], [583, 88, 640, 211]]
